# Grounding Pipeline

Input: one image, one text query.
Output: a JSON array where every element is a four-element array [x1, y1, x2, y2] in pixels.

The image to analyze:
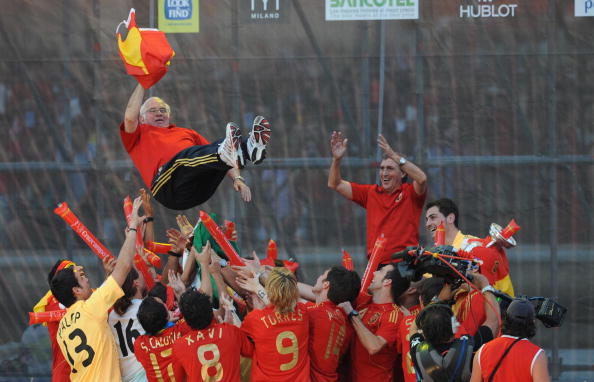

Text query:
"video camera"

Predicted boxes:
[[392, 245, 479, 290], [492, 290, 567, 328]]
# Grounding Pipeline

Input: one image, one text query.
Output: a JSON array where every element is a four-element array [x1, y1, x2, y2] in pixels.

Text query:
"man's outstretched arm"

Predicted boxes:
[[378, 134, 427, 195], [328, 131, 353, 200], [111, 196, 143, 286], [124, 83, 145, 133]]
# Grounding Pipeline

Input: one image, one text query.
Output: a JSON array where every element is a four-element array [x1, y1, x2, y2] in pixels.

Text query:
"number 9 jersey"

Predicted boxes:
[[241, 303, 310, 382], [57, 276, 125, 382]]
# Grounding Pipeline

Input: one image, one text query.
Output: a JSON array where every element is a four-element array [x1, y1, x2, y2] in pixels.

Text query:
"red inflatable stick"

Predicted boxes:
[[134, 252, 155, 291], [260, 239, 277, 267], [360, 234, 387, 294], [143, 248, 161, 268], [267, 239, 278, 261], [199, 211, 245, 266], [342, 249, 354, 271], [434, 222, 446, 246], [54, 202, 114, 262], [123, 196, 156, 289], [123, 195, 161, 271], [29, 310, 66, 325], [147, 241, 172, 254]]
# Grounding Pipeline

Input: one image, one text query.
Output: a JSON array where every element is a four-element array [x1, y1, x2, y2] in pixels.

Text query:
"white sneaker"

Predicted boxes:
[[247, 116, 271, 164], [218, 122, 242, 168]]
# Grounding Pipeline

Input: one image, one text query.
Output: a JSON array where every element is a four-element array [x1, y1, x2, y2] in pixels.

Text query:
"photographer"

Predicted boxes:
[[470, 299, 550, 382], [409, 272, 500, 382]]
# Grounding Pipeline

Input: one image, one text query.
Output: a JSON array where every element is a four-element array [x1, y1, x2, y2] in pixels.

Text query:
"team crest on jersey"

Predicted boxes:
[[491, 260, 499, 275], [367, 312, 381, 325]]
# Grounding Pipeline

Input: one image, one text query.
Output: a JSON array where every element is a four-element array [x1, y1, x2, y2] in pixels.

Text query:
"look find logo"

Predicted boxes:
[[165, 0, 192, 20]]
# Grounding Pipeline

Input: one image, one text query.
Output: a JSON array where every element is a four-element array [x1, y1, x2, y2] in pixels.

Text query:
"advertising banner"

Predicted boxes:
[[326, 0, 419, 21], [241, 0, 290, 24], [575, 0, 594, 16], [158, 0, 199, 33]]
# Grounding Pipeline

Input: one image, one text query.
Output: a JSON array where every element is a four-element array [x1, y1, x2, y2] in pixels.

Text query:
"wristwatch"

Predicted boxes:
[[481, 285, 496, 295], [348, 309, 359, 319], [399, 157, 407, 166]]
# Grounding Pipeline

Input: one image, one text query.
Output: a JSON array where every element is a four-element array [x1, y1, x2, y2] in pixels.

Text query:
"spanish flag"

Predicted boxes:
[[117, 8, 175, 89]]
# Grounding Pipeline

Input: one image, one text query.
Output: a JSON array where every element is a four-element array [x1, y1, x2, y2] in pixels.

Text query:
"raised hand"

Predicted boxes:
[[139, 188, 154, 218], [176, 214, 194, 239], [166, 228, 189, 253], [167, 270, 187, 297], [330, 131, 348, 160], [377, 134, 398, 160], [193, 241, 212, 265], [234, 180, 252, 203]]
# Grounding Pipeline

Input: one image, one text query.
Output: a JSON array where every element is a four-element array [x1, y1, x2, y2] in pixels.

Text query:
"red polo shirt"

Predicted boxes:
[[350, 182, 426, 263], [120, 123, 209, 188]]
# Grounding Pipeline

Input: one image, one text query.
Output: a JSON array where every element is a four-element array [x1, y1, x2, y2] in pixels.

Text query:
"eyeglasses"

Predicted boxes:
[[147, 107, 169, 114]]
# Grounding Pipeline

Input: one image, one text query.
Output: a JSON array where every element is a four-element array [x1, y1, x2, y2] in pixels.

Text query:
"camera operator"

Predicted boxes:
[[408, 272, 500, 382], [470, 299, 551, 382]]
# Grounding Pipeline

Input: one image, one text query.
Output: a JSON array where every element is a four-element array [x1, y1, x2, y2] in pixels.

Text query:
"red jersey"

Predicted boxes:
[[395, 305, 421, 382], [351, 296, 404, 382], [44, 295, 71, 382], [120, 123, 209, 188], [453, 289, 486, 336], [477, 335, 544, 381], [305, 301, 352, 382], [350, 182, 426, 263], [172, 323, 252, 382], [134, 320, 192, 382], [241, 303, 310, 382]]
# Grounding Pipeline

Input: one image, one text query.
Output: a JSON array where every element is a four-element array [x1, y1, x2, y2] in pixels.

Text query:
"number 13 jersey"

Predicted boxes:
[[57, 276, 124, 382]]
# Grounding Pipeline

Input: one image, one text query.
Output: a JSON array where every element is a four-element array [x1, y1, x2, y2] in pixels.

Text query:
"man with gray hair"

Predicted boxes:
[[120, 83, 271, 210]]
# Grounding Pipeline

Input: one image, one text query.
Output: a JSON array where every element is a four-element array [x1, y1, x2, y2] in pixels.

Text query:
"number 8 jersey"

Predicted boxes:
[[57, 276, 125, 382], [241, 303, 310, 382]]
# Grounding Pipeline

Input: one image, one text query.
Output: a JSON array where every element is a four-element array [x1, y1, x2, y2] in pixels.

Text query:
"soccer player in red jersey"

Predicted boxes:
[[134, 296, 191, 382], [241, 267, 310, 382], [172, 289, 252, 381], [339, 263, 411, 382], [32, 259, 76, 382], [299, 266, 361, 382]]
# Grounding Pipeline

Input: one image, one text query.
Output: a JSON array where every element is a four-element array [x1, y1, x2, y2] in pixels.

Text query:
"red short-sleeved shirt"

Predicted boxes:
[[241, 304, 310, 382], [45, 295, 71, 382], [351, 299, 404, 382], [477, 335, 544, 382], [120, 123, 209, 188], [305, 301, 352, 382], [395, 305, 421, 382], [134, 320, 192, 382], [453, 289, 486, 337], [172, 323, 252, 382], [350, 182, 426, 263]]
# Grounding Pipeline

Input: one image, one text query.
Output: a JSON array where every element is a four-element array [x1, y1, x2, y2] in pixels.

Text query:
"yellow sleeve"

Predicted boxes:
[[85, 276, 124, 319]]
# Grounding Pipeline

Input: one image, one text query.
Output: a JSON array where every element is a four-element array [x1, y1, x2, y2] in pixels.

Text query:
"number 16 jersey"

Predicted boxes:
[[57, 276, 124, 382]]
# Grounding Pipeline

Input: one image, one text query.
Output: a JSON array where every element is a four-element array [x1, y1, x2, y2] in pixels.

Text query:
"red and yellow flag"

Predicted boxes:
[[117, 8, 175, 89]]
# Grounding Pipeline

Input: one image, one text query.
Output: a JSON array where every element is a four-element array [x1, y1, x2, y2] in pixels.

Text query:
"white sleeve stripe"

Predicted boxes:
[[530, 349, 544, 377], [476, 345, 484, 370]]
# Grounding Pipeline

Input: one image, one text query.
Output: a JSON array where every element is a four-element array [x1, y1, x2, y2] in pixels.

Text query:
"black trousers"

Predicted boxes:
[[151, 139, 250, 210], [151, 140, 229, 210]]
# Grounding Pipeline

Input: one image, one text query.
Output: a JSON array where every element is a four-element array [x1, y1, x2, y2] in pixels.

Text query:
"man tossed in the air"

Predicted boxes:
[[120, 83, 271, 210]]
